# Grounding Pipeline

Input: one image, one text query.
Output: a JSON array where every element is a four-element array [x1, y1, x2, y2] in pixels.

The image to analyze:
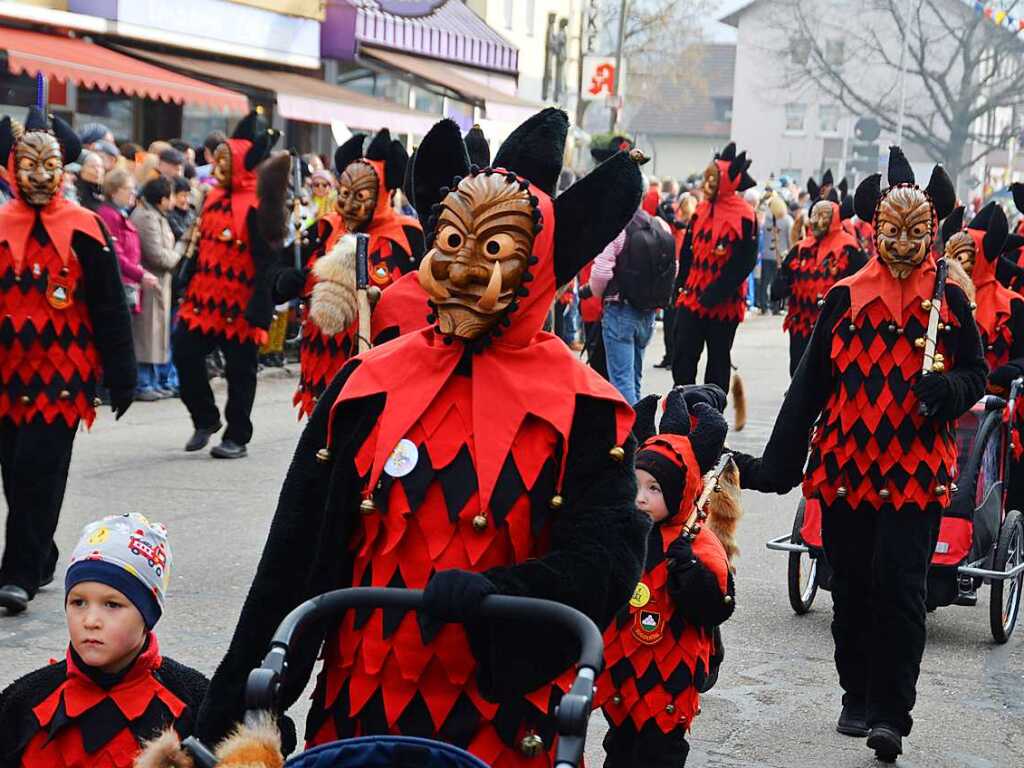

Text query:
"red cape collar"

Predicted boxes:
[[0, 196, 106, 271], [797, 202, 859, 265], [838, 255, 938, 325], [205, 138, 258, 240], [330, 177, 633, 512], [694, 160, 755, 246]]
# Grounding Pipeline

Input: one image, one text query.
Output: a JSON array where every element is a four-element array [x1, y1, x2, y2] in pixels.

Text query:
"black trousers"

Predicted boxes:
[[662, 305, 677, 362], [671, 306, 738, 394], [0, 418, 76, 596], [821, 501, 941, 736], [603, 720, 690, 768], [789, 331, 810, 378], [173, 324, 259, 445], [583, 320, 608, 380], [758, 260, 782, 313]]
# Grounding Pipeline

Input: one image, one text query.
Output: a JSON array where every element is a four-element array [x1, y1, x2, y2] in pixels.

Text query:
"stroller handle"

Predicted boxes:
[[245, 587, 604, 714]]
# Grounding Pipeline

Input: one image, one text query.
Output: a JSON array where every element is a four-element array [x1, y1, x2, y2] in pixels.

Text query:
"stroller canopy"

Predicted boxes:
[[285, 735, 491, 768]]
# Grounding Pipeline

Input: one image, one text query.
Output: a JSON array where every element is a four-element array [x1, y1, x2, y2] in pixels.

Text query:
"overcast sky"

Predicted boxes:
[[702, 0, 748, 42]]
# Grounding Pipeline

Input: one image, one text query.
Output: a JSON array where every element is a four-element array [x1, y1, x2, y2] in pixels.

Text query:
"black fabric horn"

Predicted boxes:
[[51, 114, 82, 164], [492, 107, 568, 197], [807, 176, 820, 201], [887, 146, 915, 186], [244, 128, 279, 170], [1003, 233, 1024, 255], [717, 142, 736, 162], [334, 133, 366, 175], [464, 125, 490, 168], [365, 128, 392, 161], [409, 119, 469, 235], [854, 173, 882, 222], [1013, 182, 1024, 215], [924, 165, 956, 220], [976, 202, 1008, 263], [658, 389, 691, 437], [822, 168, 834, 187], [552, 149, 642, 286], [838, 177, 849, 199], [941, 206, 965, 245], [0, 116, 13, 165], [632, 394, 660, 444], [839, 195, 855, 221], [385, 140, 409, 191], [998, 254, 1024, 289], [231, 111, 264, 142], [688, 403, 728, 475]]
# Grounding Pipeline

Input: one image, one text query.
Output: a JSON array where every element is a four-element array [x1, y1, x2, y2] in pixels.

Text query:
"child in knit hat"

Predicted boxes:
[[0, 513, 209, 767], [596, 385, 739, 768]]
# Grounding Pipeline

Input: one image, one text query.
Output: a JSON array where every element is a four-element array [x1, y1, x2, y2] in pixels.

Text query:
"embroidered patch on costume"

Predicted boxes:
[[633, 607, 664, 645], [46, 273, 73, 309], [629, 581, 651, 608], [384, 438, 419, 478]]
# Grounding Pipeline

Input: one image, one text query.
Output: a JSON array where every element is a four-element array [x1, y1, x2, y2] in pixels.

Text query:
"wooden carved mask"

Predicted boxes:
[[15, 131, 63, 207], [337, 161, 378, 233], [875, 187, 933, 279]]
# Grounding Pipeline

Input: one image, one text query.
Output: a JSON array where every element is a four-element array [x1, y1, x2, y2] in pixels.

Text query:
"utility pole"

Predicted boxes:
[[609, 0, 628, 132], [895, 0, 913, 145]]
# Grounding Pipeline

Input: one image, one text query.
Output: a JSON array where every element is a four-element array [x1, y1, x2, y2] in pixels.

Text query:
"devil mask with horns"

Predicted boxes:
[[853, 146, 956, 279], [0, 109, 80, 207], [333, 129, 408, 233]]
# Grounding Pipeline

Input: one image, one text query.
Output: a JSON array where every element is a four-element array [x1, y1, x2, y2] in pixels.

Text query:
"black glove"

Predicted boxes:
[[279, 713, 297, 756], [989, 363, 1023, 390], [678, 383, 727, 413], [275, 267, 307, 301], [666, 536, 697, 572], [578, 283, 593, 300], [421, 569, 496, 626], [913, 372, 953, 417], [109, 389, 133, 421]]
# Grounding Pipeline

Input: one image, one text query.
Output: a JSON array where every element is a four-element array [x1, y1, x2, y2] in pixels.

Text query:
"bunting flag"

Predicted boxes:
[[975, 2, 1024, 33]]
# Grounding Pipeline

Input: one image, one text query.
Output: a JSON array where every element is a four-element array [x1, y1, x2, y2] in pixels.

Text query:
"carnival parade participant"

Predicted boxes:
[[273, 129, 424, 418], [0, 514, 208, 766], [596, 386, 738, 768], [773, 192, 866, 376], [671, 143, 757, 394], [172, 111, 287, 459], [193, 109, 649, 766], [736, 147, 985, 762], [0, 109, 136, 615]]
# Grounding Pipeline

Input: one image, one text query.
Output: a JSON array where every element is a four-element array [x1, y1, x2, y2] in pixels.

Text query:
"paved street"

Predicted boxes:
[[2, 314, 1023, 767]]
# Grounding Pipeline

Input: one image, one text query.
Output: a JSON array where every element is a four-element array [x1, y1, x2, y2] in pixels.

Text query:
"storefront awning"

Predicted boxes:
[[123, 48, 441, 136], [0, 27, 248, 113], [359, 45, 537, 109]]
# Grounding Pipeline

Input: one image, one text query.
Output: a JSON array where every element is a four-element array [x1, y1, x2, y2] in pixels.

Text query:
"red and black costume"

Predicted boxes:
[[196, 111, 649, 766], [773, 196, 866, 376], [173, 111, 283, 452], [0, 110, 135, 612], [0, 635, 207, 767], [672, 143, 757, 394], [737, 150, 985, 755], [273, 130, 425, 418], [597, 388, 734, 768]]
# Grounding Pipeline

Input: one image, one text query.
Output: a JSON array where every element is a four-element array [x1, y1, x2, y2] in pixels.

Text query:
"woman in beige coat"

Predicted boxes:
[[130, 176, 181, 400]]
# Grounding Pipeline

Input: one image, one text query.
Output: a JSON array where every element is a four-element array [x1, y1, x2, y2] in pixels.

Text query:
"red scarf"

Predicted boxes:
[[331, 175, 633, 512]]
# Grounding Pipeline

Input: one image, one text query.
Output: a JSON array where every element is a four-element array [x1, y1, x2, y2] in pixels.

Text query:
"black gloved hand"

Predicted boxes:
[[421, 569, 496, 625], [109, 389, 133, 421], [666, 536, 697, 572], [275, 267, 307, 301], [989, 363, 1023, 390], [578, 283, 593, 300], [678, 383, 728, 413], [913, 372, 953, 417]]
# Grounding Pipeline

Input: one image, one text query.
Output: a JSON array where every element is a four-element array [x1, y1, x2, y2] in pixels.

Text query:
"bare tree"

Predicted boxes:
[[774, 0, 1024, 184]]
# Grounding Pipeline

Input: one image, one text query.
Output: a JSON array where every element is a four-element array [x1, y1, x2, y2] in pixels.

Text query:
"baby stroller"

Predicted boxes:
[[767, 381, 1024, 643], [182, 587, 602, 767]]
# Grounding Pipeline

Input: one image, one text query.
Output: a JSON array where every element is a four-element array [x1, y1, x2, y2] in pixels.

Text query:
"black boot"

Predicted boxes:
[[185, 422, 222, 452], [867, 724, 903, 763], [836, 701, 869, 737], [0, 585, 29, 614], [211, 439, 248, 459]]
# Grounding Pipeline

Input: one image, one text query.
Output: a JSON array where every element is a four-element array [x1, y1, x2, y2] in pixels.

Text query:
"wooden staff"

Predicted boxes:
[[682, 452, 734, 542], [355, 233, 371, 353], [918, 257, 949, 416]]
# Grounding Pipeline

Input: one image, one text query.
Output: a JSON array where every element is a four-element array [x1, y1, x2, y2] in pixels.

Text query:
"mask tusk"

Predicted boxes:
[[477, 260, 503, 311], [418, 251, 450, 299]]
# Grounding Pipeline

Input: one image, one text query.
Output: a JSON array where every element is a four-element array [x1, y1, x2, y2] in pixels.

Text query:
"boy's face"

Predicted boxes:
[[66, 582, 147, 673], [636, 469, 670, 523], [174, 190, 191, 210]]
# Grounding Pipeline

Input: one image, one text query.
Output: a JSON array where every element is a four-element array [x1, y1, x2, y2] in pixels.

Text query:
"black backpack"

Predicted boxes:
[[612, 209, 677, 310]]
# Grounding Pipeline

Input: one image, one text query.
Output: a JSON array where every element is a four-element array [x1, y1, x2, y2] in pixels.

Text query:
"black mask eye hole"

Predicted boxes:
[[436, 225, 463, 252], [448, 232, 462, 248], [485, 240, 500, 255]]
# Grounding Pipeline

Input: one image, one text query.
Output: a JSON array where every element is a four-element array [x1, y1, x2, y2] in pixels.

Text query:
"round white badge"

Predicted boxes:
[[384, 438, 419, 478]]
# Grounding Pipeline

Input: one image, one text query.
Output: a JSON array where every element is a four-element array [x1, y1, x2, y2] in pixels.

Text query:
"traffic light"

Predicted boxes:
[[849, 117, 881, 176]]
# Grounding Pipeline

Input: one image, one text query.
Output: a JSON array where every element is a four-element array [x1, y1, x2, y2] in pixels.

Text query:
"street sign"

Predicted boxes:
[[582, 56, 624, 101]]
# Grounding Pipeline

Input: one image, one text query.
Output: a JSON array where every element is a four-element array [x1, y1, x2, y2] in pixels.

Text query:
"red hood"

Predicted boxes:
[[205, 138, 258, 238], [798, 201, 859, 265], [693, 158, 755, 247], [966, 226, 1014, 335]]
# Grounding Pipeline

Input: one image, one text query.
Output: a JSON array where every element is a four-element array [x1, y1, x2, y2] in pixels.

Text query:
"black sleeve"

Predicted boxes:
[[243, 208, 277, 330], [156, 658, 210, 740], [674, 220, 694, 296], [750, 287, 847, 493], [195, 362, 378, 746], [841, 244, 868, 277], [701, 217, 758, 307], [667, 558, 735, 629], [0, 662, 66, 765], [74, 230, 137, 396], [933, 283, 987, 422], [268, 224, 324, 304], [467, 397, 652, 699], [404, 225, 426, 270], [770, 245, 798, 302]]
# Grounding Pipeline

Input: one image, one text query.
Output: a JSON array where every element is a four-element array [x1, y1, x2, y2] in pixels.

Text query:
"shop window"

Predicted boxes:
[[75, 87, 133, 141], [785, 103, 807, 133], [182, 104, 233, 146], [412, 86, 443, 115], [713, 97, 733, 122]]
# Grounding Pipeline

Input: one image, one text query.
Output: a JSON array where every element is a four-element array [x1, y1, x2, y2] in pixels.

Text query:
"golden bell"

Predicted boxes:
[[723, 594, 733, 605], [92, 397, 102, 407], [519, 733, 544, 757], [612, 694, 623, 705], [836, 486, 848, 497], [932, 361, 946, 373], [879, 489, 891, 500], [921, 299, 932, 311], [970, 301, 978, 311], [315, 447, 332, 463], [609, 445, 625, 462], [914, 337, 926, 349], [848, 323, 856, 332], [58, 390, 70, 399], [665, 704, 676, 714], [934, 353, 944, 363], [359, 497, 376, 514], [935, 484, 948, 495], [472, 514, 488, 532], [550, 494, 564, 509], [19, 395, 30, 404], [950, 482, 958, 493]]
